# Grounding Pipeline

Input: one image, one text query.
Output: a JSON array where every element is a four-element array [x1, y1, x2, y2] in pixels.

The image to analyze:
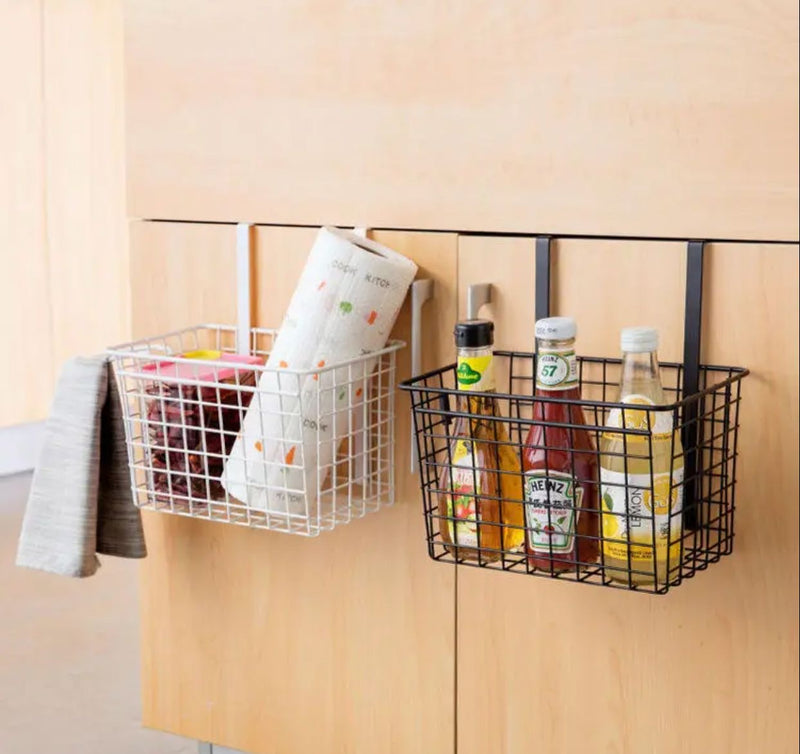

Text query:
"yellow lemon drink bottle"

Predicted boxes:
[[600, 327, 684, 585]]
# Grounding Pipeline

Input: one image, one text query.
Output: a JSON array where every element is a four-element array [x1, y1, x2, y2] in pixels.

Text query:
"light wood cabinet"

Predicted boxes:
[[1, 0, 795, 749], [456, 237, 799, 754], [124, 0, 798, 240], [122, 4, 798, 752], [131, 224, 798, 754], [130, 220, 457, 754]]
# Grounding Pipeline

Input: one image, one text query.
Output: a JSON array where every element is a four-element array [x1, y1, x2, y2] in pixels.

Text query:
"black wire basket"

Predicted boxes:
[[401, 352, 748, 594]]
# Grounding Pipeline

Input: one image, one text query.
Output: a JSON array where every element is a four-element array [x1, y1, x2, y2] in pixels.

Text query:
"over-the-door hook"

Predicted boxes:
[[236, 223, 254, 355], [410, 278, 434, 473], [466, 282, 493, 320]]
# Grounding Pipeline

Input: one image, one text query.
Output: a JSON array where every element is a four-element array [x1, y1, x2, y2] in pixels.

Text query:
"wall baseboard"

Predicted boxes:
[[0, 422, 44, 476], [199, 743, 248, 754]]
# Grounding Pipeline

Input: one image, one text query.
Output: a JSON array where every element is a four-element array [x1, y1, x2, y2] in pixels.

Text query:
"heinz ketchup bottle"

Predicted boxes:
[[522, 317, 599, 572]]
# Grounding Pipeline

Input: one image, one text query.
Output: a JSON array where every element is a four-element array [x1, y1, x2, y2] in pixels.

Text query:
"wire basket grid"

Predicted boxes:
[[402, 351, 747, 594], [108, 324, 404, 536]]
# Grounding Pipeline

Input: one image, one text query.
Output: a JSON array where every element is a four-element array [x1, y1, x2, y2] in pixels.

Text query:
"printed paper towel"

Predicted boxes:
[[221, 227, 417, 515]]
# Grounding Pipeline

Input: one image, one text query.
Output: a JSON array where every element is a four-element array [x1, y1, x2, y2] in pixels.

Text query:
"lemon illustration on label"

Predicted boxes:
[[603, 513, 619, 538], [601, 492, 619, 537], [456, 361, 482, 386], [644, 474, 678, 515], [604, 393, 675, 441], [620, 395, 652, 431]]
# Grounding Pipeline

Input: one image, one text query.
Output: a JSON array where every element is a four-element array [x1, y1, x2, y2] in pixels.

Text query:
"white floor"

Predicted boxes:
[[0, 472, 196, 754]]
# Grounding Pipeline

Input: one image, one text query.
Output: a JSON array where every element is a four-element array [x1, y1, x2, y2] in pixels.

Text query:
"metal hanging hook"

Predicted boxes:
[[410, 278, 434, 473], [466, 282, 493, 320], [236, 223, 254, 355]]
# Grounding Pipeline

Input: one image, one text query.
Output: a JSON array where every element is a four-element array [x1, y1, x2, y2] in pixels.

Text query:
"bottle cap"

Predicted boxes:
[[535, 316, 576, 341], [454, 319, 494, 349], [621, 326, 659, 353]]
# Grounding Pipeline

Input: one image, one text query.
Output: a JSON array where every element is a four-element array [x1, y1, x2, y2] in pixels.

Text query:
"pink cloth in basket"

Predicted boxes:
[[141, 351, 264, 383]]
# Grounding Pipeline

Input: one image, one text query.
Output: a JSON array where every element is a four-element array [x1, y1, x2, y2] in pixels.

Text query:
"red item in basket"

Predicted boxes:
[[141, 351, 264, 502]]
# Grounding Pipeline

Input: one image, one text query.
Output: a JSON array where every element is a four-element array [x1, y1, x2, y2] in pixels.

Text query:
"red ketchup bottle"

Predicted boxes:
[[522, 317, 599, 572]]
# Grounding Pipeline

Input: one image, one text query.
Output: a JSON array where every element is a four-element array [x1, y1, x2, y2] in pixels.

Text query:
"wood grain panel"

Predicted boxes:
[[456, 238, 798, 754], [124, 0, 798, 240], [0, 0, 54, 425], [131, 221, 457, 754], [44, 0, 129, 370], [1, 0, 128, 426], [129, 221, 238, 337]]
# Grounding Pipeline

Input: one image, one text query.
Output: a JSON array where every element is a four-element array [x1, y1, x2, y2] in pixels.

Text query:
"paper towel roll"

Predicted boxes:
[[221, 227, 417, 516]]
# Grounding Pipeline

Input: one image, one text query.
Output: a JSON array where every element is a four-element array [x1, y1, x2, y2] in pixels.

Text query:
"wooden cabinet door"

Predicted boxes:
[[124, 1, 798, 240], [130, 221, 457, 754], [455, 236, 798, 754]]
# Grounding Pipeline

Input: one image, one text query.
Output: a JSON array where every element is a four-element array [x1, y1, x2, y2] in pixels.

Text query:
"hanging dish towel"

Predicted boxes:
[[221, 226, 417, 515], [16, 356, 146, 577]]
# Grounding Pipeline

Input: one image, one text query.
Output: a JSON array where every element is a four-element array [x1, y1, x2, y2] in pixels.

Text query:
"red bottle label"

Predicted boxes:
[[524, 470, 582, 555]]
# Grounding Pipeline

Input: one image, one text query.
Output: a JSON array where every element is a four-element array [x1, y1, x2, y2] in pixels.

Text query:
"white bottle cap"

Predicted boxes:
[[621, 326, 659, 353], [535, 316, 577, 340]]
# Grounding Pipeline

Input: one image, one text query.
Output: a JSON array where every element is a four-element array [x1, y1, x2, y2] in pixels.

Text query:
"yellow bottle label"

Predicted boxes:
[[604, 394, 674, 442], [456, 354, 495, 392], [600, 468, 683, 566], [446, 439, 482, 547]]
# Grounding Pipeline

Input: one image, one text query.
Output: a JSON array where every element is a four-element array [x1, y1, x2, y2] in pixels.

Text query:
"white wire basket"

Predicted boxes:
[[107, 324, 404, 536]]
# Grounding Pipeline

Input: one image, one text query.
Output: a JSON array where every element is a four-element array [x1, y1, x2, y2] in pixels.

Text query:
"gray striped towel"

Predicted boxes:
[[16, 356, 146, 577]]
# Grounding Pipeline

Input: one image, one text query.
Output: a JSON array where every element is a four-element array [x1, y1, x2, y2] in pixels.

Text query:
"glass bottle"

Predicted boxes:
[[521, 317, 599, 571], [438, 319, 525, 561], [600, 327, 685, 585]]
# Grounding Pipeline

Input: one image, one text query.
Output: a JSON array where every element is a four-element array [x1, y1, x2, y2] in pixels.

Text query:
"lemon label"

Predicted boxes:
[[456, 354, 495, 392], [600, 468, 683, 564], [605, 394, 674, 440], [536, 350, 578, 391], [524, 470, 582, 554], [445, 439, 482, 547]]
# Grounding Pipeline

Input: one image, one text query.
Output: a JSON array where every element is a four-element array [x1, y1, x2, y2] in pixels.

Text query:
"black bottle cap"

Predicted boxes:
[[454, 319, 494, 349]]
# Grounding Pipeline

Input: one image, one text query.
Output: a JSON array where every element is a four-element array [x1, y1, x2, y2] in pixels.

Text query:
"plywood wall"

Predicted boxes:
[[0, 0, 54, 426], [0, 0, 128, 427]]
